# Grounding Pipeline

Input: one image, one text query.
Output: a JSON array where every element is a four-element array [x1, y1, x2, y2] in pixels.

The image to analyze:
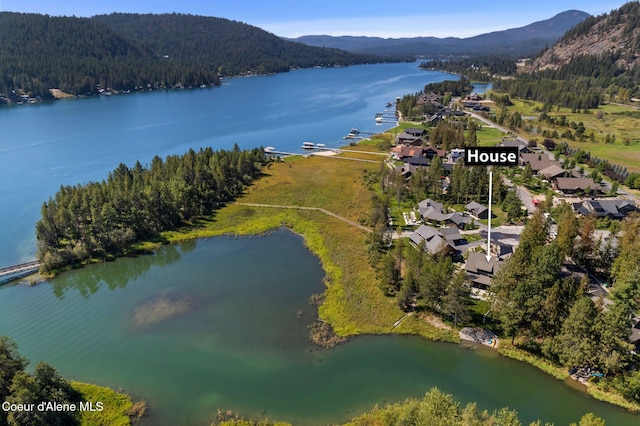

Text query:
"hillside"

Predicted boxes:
[[92, 13, 394, 77], [291, 10, 590, 58], [527, 2, 640, 72], [494, 2, 640, 106], [0, 12, 396, 102]]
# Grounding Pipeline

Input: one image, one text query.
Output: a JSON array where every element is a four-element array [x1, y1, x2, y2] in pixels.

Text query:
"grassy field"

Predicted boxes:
[[72, 382, 144, 426], [488, 91, 640, 173], [475, 122, 507, 146], [141, 145, 457, 341]]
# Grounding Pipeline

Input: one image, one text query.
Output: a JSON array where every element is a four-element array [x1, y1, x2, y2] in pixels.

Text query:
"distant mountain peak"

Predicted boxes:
[[290, 10, 591, 58]]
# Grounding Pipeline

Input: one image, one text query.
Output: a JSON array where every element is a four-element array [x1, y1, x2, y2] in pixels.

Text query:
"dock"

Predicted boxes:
[[0, 260, 41, 283]]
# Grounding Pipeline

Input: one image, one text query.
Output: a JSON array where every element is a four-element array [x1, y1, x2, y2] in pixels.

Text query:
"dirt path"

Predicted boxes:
[[234, 202, 373, 233]]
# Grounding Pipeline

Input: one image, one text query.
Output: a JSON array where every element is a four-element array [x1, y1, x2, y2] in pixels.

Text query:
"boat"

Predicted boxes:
[[375, 116, 384, 123], [350, 128, 359, 134], [386, 102, 392, 107], [316, 143, 326, 148], [302, 142, 315, 149], [264, 146, 275, 152]]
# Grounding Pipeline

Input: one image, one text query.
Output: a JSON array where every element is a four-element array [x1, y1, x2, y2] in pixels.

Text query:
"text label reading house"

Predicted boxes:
[[465, 147, 519, 166]]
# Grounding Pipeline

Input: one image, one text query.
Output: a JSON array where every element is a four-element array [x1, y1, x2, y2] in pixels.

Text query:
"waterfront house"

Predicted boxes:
[[465, 252, 503, 290]]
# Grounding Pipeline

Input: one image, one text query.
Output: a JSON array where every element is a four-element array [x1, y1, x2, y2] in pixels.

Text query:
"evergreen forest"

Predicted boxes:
[[35, 145, 268, 272], [0, 12, 396, 101]]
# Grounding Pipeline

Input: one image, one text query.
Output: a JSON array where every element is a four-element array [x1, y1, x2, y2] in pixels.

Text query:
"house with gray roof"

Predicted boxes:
[[409, 225, 456, 256], [465, 201, 489, 219], [498, 139, 531, 153], [465, 252, 503, 290], [418, 199, 472, 229], [572, 199, 637, 219]]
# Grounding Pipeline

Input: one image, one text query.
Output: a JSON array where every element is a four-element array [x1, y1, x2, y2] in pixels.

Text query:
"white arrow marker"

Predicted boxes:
[[486, 171, 493, 263]]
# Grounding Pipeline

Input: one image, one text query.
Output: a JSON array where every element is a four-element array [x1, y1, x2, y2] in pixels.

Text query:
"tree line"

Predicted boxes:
[[0, 12, 395, 100], [0, 336, 80, 426], [36, 145, 268, 272], [493, 209, 640, 400]]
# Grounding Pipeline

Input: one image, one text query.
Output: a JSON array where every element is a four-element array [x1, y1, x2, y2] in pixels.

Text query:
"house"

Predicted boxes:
[[423, 146, 447, 160], [449, 148, 465, 163], [404, 155, 431, 166], [498, 139, 531, 154], [408, 225, 456, 256], [572, 199, 637, 219], [520, 153, 561, 173], [392, 145, 426, 160], [465, 252, 503, 290], [554, 177, 600, 195], [404, 128, 427, 138], [418, 198, 444, 213], [396, 133, 424, 146], [418, 199, 472, 229], [539, 164, 573, 181], [465, 201, 489, 219], [440, 227, 465, 246], [397, 163, 421, 180]]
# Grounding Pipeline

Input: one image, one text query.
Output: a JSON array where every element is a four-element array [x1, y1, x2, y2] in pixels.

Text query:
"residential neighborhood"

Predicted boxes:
[[386, 92, 638, 305]]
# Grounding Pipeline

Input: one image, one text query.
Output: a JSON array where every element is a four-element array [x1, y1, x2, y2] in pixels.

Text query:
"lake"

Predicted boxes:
[[0, 230, 638, 425], [0, 61, 461, 267], [0, 61, 637, 425]]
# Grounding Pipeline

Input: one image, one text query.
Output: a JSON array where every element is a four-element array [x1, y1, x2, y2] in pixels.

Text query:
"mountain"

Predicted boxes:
[[291, 10, 591, 58], [492, 2, 640, 109], [526, 2, 640, 72], [92, 13, 396, 76], [0, 12, 398, 101]]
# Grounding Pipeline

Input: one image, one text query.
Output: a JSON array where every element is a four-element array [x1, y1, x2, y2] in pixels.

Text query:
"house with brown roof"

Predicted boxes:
[[554, 177, 601, 195], [520, 153, 561, 173], [539, 164, 574, 181]]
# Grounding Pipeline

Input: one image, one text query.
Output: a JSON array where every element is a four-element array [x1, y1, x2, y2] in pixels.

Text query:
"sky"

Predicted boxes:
[[1, 0, 630, 38]]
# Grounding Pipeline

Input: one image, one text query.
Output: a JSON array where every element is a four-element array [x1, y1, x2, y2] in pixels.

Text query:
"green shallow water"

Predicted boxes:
[[0, 230, 638, 425]]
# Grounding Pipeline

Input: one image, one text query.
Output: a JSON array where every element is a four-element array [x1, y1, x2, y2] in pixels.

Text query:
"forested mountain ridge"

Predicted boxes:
[[526, 2, 640, 73], [493, 2, 640, 106], [93, 13, 390, 77], [0, 12, 397, 102], [290, 10, 590, 58]]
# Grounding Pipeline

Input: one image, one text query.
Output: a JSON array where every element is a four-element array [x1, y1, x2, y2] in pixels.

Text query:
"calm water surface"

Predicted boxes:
[[0, 61, 459, 266], [0, 231, 637, 425]]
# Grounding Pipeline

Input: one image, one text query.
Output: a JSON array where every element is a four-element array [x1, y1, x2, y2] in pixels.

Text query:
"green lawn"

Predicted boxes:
[[475, 121, 507, 146], [488, 90, 640, 173]]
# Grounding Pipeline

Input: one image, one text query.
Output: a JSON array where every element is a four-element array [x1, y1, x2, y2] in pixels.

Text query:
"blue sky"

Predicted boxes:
[[1, 0, 628, 38]]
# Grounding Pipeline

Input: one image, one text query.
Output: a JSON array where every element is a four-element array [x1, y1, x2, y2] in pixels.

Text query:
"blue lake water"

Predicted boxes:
[[0, 61, 458, 266]]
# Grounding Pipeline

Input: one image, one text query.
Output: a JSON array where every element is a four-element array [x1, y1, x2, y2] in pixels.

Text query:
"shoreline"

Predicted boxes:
[[22, 131, 640, 415]]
